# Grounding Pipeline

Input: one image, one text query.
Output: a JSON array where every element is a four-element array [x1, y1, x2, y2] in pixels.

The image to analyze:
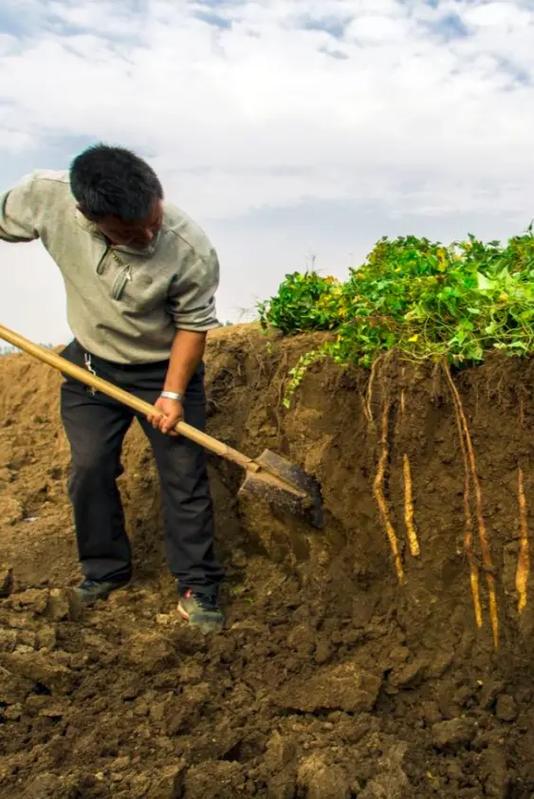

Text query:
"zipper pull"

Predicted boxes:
[[111, 264, 132, 300]]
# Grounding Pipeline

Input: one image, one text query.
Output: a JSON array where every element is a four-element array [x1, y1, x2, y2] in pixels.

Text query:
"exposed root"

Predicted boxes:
[[443, 364, 482, 628], [469, 566, 483, 631], [487, 577, 499, 650], [394, 388, 405, 439], [516, 467, 530, 614], [250, 345, 270, 387], [365, 356, 380, 427], [373, 399, 404, 584], [399, 367, 406, 419], [451, 394, 482, 630], [443, 365, 498, 648], [402, 454, 420, 558]]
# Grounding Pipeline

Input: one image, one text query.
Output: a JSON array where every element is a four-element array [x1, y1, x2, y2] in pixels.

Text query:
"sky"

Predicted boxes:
[[0, 0, 533, 343]]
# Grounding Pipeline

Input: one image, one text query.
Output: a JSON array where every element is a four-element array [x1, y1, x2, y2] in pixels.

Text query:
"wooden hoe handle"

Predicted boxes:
[[0, 323, 259, 473]]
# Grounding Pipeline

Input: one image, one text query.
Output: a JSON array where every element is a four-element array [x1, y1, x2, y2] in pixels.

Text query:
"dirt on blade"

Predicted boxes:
[[1, 323, 534, 798]]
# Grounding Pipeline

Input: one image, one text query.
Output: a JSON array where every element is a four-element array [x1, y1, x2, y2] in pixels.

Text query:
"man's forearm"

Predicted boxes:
[[163, 329, 207, 394]]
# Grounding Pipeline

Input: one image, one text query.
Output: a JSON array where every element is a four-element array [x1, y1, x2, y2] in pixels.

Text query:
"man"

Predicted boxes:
[[0, 144, 224, 632]]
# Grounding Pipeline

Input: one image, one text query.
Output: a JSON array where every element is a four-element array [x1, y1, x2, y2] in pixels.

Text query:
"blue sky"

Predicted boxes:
[[1, 0, 534, 341]]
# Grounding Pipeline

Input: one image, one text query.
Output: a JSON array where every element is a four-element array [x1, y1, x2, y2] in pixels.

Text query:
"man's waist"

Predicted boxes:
[[73, 339, 170, 372]]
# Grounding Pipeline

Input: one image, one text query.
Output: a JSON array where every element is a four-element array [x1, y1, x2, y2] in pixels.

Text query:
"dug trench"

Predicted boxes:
[[1, 323, 534, 798]]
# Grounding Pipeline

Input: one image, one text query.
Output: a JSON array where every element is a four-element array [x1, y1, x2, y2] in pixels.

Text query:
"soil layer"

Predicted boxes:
[[1, 324, 534, 798]]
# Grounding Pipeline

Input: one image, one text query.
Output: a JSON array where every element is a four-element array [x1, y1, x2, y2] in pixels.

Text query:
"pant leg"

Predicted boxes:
[[60, 345, 134, 582], [133, 365, 224, 594]]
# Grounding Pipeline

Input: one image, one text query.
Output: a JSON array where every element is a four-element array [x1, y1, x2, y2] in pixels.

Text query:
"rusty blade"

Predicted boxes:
[[239, 449, 324, 529]]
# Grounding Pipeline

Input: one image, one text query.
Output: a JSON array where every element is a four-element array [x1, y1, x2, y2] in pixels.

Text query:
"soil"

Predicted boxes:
[[1, 323, 534, 798]]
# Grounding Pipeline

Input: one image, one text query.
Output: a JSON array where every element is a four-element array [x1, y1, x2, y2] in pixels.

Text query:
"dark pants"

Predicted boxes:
[[60, 340, 223, 595]]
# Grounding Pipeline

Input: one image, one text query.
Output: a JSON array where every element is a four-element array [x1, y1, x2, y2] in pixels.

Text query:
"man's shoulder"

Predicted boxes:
[[162, 202, 213, 258], [32, 169, 69, 183], [25, 169, 70, 187], [19, 170, 71, 200]]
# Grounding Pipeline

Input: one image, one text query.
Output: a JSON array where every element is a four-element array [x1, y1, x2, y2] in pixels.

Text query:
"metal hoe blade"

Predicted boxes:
[[239, 449, 324, 529]]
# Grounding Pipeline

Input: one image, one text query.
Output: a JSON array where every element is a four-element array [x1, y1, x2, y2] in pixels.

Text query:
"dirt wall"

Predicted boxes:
[[1, 324, 533, 798]]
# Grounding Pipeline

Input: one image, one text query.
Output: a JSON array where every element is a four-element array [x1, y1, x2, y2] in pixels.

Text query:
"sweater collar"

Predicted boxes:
[[74, 209, 161, 257]]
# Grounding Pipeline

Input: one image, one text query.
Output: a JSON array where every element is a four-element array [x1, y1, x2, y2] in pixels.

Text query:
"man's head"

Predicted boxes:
[[70, 144, 164, 250]]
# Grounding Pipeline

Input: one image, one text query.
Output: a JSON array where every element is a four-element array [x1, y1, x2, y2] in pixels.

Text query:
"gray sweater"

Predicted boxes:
[[0, 170, 220, 363]]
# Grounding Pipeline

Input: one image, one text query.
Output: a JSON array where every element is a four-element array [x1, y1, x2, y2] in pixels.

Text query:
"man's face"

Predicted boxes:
[[90, 199, 164, 250]]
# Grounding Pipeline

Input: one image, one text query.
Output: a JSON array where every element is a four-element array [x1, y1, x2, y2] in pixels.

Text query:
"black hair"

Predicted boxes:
[[70, 144, 163, 221]]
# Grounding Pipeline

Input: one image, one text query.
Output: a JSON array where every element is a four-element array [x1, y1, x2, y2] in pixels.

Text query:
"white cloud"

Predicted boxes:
[[463, 1, 529, 28], [0, 128, 36, 152], [0, 0, 531, 217], [345, 13, 410, 42], [1, 0, 534, 335], [0, 33, 18, 54]]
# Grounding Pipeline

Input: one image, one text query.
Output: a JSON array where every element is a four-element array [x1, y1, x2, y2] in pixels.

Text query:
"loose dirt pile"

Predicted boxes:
[[1, 324, 533, 798]]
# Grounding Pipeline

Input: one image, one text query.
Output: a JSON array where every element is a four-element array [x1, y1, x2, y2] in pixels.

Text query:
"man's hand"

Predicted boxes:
[[148, 396, 183, 436]]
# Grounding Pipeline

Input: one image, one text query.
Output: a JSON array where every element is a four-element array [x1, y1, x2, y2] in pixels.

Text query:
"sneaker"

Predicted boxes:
[[73, 577, 130, 605], [177, 588, 224, 633]]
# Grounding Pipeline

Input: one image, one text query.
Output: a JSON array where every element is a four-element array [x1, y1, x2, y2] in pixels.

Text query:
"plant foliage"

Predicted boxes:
[[258, 231, 534, 403]]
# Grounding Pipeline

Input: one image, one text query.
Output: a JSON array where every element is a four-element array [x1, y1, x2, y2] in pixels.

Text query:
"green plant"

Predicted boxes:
[[258, 272, 343, 333], [258, 229, 534, 402], [283, 349, 327, 408]]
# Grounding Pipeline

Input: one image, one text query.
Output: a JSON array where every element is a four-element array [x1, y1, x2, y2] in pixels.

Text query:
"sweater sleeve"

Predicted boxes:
[[0, 173, 41, 243], [167, 246, 220, 331]]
